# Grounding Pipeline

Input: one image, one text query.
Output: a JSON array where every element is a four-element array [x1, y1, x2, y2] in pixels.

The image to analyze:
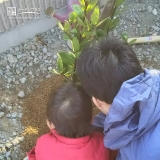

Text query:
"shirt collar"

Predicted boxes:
[[51, 129, 91, 145]]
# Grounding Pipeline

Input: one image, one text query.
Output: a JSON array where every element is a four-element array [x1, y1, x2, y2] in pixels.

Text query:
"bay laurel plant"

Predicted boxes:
[[53, 0, 124, 83]]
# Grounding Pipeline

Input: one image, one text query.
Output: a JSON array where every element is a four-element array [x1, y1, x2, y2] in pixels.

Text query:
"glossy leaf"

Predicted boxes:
[[73, 4, 83, 15], [91, 6, 99, 25], [63, 33, 71, 40], [128, 39, 137, 45], [72, 37, 80, 51], [115, 0, 124, 7], [86, 0, 98, 14], [64, 21, 70, 32], [58, 21, 64, 31], [58, 52, 75, 66], [57, 56, 63, 73]]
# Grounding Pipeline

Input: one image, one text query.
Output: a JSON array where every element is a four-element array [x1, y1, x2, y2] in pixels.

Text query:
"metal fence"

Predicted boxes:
[[0, 0, 67, 33]]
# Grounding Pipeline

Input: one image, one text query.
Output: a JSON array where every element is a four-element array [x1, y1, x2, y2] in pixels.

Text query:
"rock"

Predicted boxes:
[[18, 113, 23, 118], [43, 47, 47, 53], [19, 77, 26, 84], [147, 6, 152, 13], [0, 112, 5, 118], [14, 47, 19, 52], [152, 9, 157, 15], [51, 28, 55, 32], [113, 30, 118, 37], [18, 136, 24, 142], [7, 54, 17, 63], [6, 113, 11, 118], [152, 26, 160, 32], [6, 143, 12, 148], [7, 78, 12, 83], [1, 102, 6, 108], [18, 91, 25, 98], [12, 138, 19, 146], [12, 131, 17, 136], [6, 106, 12, 111], [53, 55, 57, 59], [48, 67, 52, 71], [11, 112, 18, 118]]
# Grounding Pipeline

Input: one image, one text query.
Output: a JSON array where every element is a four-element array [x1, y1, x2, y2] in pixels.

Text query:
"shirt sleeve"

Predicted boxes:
[[27, 147, 36, 160], [92, 112, 106, 129]]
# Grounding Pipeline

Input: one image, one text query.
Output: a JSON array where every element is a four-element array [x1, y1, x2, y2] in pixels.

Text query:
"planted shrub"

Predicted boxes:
[[53, 0, 124, 83]]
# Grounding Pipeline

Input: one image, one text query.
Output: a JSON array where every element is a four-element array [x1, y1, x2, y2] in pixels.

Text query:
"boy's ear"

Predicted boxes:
[[92, 97, 102, 109], [46, 120, 55, 130]]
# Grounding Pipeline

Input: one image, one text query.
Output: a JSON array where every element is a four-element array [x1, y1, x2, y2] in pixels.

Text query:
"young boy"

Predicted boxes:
[[77, 37, 160, 160], [27, 82, 115, 160]]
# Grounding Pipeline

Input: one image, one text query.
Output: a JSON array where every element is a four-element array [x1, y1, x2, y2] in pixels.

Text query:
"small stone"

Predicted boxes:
[[12, 131, 17, 136], [14, 46, 20, 52], [51, 28, 55, 32], [53, 55, 57, 59], [7, 78, 12, 83], [28, 71, 33, 75], [152, 9, 157, 15], [147, 6, 152, 13], [6, 106, 12, 111], [29, 62, 33, 66], [18, 136, 24, 142], [43, 47, 47, 53], [18, 113, 23, 118], [7, 54, 17, 63], [12, 138, 19, 146], [152, 26, 160, 32], [11, 112, 18, 118], [6, 143, 12, 148], [18, 91, 25, 98], [113, 30, 118, 36], [31, 45, 37, 50], [48, 67, 52, 71], [1, 102, 6, 108], [0, 112, 5, 118], [46, 75, 51, 78], [19, 77, 26, 84], [6, 113, 11, 118]]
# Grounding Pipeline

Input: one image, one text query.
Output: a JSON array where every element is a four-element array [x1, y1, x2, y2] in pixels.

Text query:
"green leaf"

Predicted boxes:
[[80, 38, 91, 49], [82, 31, 92, 37], [121, 31, 129, 42], [79, 0, 85, 9], [91, 6, 99, 25], [52, 69, 60, 75], [58, 52, 75, 66], [75, 51, 81, 58], [77, 18, 86, 28], [84, 17, 91, 31], [106, 19, 113, 29], [128, 39, 137, 45], [69, 12, 76, 22], [72, 37, 80, 51], [71, 28, 77, 34], [115, 0, 124, 7], [86, 0, 98, 13], [63, 33, 71, 40], [73, 4, 83, 15], [111, 17, 119, 29], [96, 29, 106, 37], [64, 21, 70, 32], [57, 57, 63, 73], [58, 21, 64, 31]]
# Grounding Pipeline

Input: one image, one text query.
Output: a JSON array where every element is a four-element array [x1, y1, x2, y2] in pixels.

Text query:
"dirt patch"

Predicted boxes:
[[20, 75, 65, 152]]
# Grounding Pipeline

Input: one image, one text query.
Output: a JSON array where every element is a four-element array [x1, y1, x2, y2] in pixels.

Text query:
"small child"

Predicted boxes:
[[77, 37, 160, 160], [27, 82, 115, 160]]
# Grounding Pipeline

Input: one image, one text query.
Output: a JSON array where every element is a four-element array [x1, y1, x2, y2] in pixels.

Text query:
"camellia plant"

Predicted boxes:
[[53, 0, 124, 83]]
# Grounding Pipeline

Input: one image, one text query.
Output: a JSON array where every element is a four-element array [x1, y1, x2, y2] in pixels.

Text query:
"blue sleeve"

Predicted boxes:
[[92, 112, 106, 129]]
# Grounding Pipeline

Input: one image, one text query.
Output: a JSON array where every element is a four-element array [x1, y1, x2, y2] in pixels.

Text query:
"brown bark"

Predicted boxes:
[[99, 0, 116, 28]]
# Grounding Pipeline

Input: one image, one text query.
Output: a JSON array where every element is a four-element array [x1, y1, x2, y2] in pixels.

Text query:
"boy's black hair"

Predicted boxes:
[[77, 37, 143, 104], [47, 82, 92, 138]]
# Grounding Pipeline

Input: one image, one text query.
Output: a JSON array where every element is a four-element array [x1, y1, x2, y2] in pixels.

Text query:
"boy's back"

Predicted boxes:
[[28, 130, 109, 160]]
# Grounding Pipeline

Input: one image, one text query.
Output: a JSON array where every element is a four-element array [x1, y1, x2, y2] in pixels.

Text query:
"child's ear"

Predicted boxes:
[[92, 97, 101, 109], [46, 120, 55, 130]]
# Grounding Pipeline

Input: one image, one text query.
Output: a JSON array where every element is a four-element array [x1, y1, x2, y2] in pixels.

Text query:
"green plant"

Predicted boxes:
[[53, 0, 124, 83], [121, 31, 137, 45]]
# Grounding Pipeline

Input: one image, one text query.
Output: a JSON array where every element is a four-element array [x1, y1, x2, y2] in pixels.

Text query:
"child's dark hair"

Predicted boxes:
[[47, 82, 93, 138], [77, 37, 143, 104]]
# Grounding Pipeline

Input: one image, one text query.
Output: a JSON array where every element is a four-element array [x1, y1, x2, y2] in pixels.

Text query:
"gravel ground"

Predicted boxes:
[[0, 0, 160, 159]]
